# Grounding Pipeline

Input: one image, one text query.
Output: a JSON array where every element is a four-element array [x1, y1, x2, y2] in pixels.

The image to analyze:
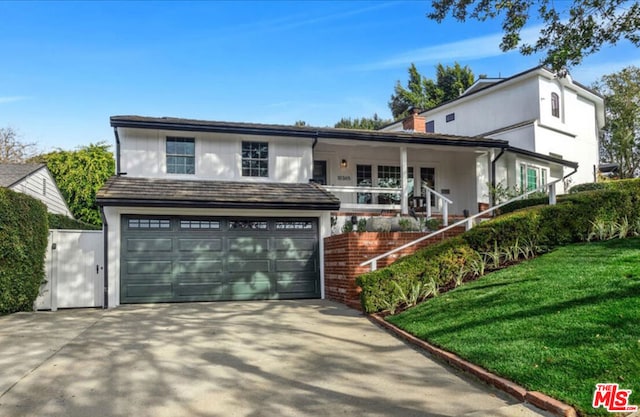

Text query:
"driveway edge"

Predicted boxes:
[[369, 313, 577, 417]]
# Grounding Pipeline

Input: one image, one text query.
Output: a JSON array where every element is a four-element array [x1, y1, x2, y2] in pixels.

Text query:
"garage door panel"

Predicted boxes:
[[275, 259, 317, 272], [178, 260, 223, 273], [277, 278, 319, 295], [126, 260, 173, 275], [127, 238, 173, 253], [228, 279, 272, 298], [227, 260, 271, 273], [178, 238, 223, 252], [126, 283, 173, 298], [274, 238, 316, 251], [177, 283, 225, 296], [121, 216, 319, 303], [228, 237, 270, 253]]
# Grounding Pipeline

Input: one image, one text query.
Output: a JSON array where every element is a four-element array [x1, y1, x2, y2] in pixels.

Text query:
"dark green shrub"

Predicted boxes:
[[569, 182, 607, 193], [463, 210, 541, 252], [48, 213, 101, 230], [0, 188, 49, 314], [357, 236, 478, 313], [499, 197, 548, 215]]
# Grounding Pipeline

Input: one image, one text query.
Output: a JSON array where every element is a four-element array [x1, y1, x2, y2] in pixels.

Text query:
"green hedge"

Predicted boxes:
[[358, 183, 640, 313], [48, 213, 101, 230], [569, 178, 640, 194], [0, 188, 49, 314]]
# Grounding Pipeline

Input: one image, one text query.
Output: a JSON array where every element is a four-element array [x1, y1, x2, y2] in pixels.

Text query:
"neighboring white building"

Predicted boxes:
[[0, 163, 73, 217], [97, 114, 577, 307], [381, 66, 605, 198]]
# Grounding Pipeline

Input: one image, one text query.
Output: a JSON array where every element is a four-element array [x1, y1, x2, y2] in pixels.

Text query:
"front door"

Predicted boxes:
[[421, 167, 436, 207]]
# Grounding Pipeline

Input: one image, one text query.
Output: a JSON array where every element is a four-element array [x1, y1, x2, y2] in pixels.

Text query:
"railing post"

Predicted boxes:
[[426, 190, 432, 218], [370, 259, 377, 272], [548, 183, 557, 205], [442, 202, 448, 226], [465, 218, 474, 231]]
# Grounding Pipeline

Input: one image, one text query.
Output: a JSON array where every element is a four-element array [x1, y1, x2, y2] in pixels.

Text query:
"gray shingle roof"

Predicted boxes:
[[97, 176, 341, 211], [0, 163, 45, 187]]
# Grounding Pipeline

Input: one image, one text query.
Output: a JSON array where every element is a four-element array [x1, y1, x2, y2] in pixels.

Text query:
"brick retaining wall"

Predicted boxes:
[[323, 227, 465, 309]]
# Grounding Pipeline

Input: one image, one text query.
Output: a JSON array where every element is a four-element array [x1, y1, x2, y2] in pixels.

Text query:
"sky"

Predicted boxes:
[[1, 0, 638, 153]]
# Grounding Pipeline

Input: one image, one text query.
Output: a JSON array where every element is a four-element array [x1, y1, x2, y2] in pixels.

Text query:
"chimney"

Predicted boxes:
[[402, 107, 426, 133]]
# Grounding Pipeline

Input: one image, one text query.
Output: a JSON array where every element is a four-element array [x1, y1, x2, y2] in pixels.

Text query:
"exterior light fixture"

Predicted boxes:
[[341, 159, 347, 168]]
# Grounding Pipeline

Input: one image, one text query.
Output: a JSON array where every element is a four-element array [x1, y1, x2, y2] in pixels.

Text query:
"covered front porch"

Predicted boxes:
[[312, 138, 499, 227]]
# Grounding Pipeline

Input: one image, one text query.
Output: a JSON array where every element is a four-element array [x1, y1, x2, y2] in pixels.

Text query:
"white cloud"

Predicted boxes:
[[356, 25, 544, 71], [0, 96, 29, 104], [572, 58, 640, 84]]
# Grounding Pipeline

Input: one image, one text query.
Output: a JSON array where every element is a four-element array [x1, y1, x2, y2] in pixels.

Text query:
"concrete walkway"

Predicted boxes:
[[0, 300, 552, 417]]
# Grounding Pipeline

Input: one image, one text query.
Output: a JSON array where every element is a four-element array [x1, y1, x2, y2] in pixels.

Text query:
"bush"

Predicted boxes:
[[48, 213, 101, 230], [357, 237, 478, 313], [358, 180, 640, 313], [0, 188, 49, 314]]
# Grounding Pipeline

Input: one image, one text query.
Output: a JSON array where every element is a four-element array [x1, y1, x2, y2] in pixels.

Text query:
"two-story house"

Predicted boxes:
[[97, 110, 580, 307], [381, 66, 605, 198]]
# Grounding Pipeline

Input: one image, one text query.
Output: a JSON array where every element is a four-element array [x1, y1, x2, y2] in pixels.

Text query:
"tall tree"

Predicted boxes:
[[34, 143, 115, 226], [0, 127, 38, 162], [389, 62, 474, 119], [428, 0, 640, 71], [334, 114, 392, 130], [593, 66, 640, 178]]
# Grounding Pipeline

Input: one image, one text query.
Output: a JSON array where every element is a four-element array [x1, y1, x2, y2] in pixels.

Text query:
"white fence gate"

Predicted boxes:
[[35, 229, 104, 311]]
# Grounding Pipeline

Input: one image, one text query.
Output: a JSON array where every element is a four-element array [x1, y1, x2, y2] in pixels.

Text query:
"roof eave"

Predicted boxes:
[[96, 197, 340, 211]]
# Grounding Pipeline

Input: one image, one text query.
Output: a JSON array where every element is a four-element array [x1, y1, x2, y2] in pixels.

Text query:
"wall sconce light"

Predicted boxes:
[[341, 159, 348, 168]]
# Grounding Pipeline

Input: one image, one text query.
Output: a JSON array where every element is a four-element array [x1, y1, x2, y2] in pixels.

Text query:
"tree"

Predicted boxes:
[[389, 62, 474, 119], [294, 120, 308, 127], [34, 143, 115, 226], [428, 0, 640, 71], [334, 113, 392, 130], [593, 66, 640, 178], [0, 127, 38, 162]]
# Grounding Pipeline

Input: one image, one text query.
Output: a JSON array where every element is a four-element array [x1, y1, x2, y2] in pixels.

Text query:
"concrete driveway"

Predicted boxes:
[[0, 300, 551, 417]]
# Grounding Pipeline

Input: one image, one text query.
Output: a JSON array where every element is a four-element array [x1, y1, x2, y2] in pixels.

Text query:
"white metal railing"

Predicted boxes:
[[323, 185, 402, 211], [421, 185, 453, 226], [360, 180, 561, 271]]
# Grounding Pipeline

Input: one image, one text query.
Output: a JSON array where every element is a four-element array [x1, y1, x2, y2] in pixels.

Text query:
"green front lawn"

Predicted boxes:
[[387, 238, 640, 416]]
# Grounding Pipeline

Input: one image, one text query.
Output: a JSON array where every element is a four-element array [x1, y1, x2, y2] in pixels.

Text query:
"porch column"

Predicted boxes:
[[400, 146, 408, 214]]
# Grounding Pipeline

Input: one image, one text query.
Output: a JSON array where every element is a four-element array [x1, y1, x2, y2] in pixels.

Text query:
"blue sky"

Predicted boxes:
[[1, 1, 637, 152]]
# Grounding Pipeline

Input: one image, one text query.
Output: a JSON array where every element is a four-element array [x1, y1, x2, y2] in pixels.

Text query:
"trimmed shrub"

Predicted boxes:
[[498, 196, 548, 214], [48, 213, 101, 230], [357, 237, 478, 313], [0, 188, 49, 314], [463, 210, 541, 252]]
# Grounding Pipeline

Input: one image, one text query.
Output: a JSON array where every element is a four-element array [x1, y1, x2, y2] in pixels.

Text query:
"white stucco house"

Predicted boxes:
[[97, 104, 584, 307], [0, 163, 73, 217], [381, 66, 605, 198]]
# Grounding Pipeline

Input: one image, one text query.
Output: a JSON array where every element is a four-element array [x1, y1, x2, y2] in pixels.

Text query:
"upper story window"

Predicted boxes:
[[426, 120, 435, 133], [242, 141, 268, 177], [551, 93, 560, 118], [166, 137, 195, 174], [445, 113, 455, 123]]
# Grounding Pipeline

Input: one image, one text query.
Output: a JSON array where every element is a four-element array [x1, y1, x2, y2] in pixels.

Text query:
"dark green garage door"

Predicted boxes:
[[120, 216, 320, 303]]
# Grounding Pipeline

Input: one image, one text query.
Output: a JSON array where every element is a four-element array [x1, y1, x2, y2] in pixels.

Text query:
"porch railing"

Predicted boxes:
[[323, 184, 453, 225], [422, 185, 452, 226], [323, 185, 401, 211], [360, 180, 560, 272]]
